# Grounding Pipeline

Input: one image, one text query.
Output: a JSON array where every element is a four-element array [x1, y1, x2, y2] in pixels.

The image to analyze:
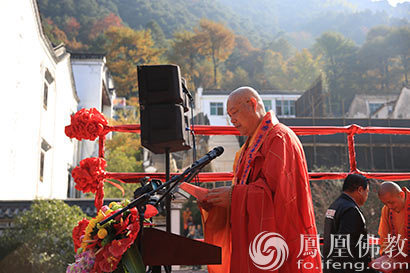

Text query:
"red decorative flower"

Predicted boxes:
[[108, 239, 132, 257], [65, 108, 108, 141], [72, 158, 107, 194], [72, 218, 90, 252], [145, 205, 159, 218], [94, 248, 120, 273]]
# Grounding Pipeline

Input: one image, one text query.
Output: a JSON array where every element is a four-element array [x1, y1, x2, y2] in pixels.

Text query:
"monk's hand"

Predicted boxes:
[[197, 200, 213, 211], [206, 186, 232, 208]]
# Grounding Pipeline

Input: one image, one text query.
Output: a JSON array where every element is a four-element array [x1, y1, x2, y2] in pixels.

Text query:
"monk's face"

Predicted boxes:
[[379, 191, 406, 213], [227, 96, 259, 136]]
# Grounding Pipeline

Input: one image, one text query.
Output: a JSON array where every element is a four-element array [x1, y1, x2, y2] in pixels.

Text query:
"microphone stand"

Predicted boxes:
[[97, 156, 214, 273], [154, 164, 204, 207]]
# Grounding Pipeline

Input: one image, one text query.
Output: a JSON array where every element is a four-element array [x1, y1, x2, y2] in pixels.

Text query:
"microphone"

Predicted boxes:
[[134, 178, 162, 198], [191, 146, 224, 169]]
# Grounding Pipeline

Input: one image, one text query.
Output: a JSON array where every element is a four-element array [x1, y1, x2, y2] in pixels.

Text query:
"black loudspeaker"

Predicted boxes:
[[138, 65, 184, 105], [138, 65, 191, 154]]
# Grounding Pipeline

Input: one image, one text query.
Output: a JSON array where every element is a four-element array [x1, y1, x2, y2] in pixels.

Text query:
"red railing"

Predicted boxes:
[[97, 124, 410, 183]]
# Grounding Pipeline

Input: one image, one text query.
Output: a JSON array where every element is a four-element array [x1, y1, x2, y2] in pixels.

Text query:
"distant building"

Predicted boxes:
[[195, 88, 302, 126], [113, 97, 136, 119], [346, 87, 410, 119], [70, 53, 116, 162], [296, 75, 328, 117], [191, 87, 302, 176], [1, 0, 79, 200]]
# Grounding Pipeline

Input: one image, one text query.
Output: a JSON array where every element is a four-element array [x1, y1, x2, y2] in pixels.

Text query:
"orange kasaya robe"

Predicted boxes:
[[377, 187, 410, 273], [201, 111, 322, 273]]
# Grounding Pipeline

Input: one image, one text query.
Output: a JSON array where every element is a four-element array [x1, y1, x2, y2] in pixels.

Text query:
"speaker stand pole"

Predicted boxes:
[[152, 148, 172, 273], [165, 147, 172, 273]]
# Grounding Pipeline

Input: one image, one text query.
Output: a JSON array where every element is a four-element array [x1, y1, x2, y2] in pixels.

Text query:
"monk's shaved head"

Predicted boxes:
[[229, 87, 261, 101], [378, 181, 406, 213], [378, 181, 403, 197], [227, 86, 267, 136]]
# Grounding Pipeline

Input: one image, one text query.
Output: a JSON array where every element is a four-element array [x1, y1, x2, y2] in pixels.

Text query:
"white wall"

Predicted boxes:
[[71, 60, 103, 161], [196, 89, 300, 126], [392, 87, 410, 119], [200, 95, 230, 126], [0, 0, 78, 200], [51, 55, 79, 198], [71, 60, 104, 111]]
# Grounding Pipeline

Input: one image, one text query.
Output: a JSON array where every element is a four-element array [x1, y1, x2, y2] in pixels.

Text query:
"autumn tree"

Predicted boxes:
[[42, 17, 85, 50], [167, 30, 202, 88], [64, 17, 80, 40], [103, 26, 163, 97], [194, 19, 235, 87], [221, 67, 250, 90], [89, 13, 123, 40]]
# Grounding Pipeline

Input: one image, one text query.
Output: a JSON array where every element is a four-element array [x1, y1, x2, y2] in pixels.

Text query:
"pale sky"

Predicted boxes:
[[374, 0, 410, 6]]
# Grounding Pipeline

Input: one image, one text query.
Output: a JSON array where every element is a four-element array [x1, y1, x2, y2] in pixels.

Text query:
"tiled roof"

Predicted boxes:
[[0, 199, 120, 219], [202, 89, 303, 96], [70, 52, 106, 60]]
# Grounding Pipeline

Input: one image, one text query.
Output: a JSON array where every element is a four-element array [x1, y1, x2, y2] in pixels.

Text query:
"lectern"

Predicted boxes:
[[141, 228, 221, 267]]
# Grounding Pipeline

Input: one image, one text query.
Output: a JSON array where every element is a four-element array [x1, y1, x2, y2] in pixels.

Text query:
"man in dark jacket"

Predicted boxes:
[[323, 174, 376, 273]]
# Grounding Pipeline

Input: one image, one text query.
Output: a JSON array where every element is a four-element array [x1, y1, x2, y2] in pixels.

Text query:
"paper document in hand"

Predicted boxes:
[[179, 182, 208, 202]]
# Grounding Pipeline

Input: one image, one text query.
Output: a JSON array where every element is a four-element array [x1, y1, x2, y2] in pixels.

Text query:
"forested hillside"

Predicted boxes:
[[37, 0, 410, 114]]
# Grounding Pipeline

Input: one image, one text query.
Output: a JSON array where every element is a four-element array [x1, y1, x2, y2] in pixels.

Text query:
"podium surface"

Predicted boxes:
[[141, 228, 221, 266]]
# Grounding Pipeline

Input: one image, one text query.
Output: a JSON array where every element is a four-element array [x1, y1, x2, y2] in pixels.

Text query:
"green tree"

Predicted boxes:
[[264, 37, 296, 60], [104, 109, 144, 198], [262, 50, 288, 89], [146, 20, 169, 50], [387, 26, 410, 86], [358, 26, 407, 93], [313, 32, 358, 114], [0, 200, 86, 272], [287, 49, 322, 90]]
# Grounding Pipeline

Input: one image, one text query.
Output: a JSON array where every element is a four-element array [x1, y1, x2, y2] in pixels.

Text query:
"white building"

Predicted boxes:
[[0, 0, 79, 200], [193, 88, 302, 173], [346, 87, 410, 119], [195, 88, 302, 126], [71, 53, 116, 162]]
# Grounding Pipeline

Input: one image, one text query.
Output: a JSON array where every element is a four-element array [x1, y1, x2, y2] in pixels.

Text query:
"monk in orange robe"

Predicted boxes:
[[200, 87, 322, 273], [376, 182, 409, 273]]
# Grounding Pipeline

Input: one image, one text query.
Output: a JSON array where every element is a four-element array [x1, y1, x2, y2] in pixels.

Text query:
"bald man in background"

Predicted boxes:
[[377, 182, 409, 270], [200, 87, 322, 273]]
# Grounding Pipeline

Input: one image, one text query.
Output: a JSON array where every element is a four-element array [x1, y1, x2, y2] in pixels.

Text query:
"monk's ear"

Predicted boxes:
[[399, 191, 405, 199], [250, 97, 257, 111]]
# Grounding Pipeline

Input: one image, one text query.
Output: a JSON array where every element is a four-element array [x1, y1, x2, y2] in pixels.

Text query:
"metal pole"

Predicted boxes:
[[165, 148, 171, 233], [165, 148, 171, 273]]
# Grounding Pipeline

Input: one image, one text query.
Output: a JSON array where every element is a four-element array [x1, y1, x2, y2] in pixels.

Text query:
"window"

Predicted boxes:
[[210, 102, 224, 116], [39, 152, 45, 182], [43, 83, 48, 109], [43, 69, 54, 110], [369, 103, 383, 115], [263, 100, 272, 112], [276, 100, 295, 116], [39, 138, 51, 182]]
